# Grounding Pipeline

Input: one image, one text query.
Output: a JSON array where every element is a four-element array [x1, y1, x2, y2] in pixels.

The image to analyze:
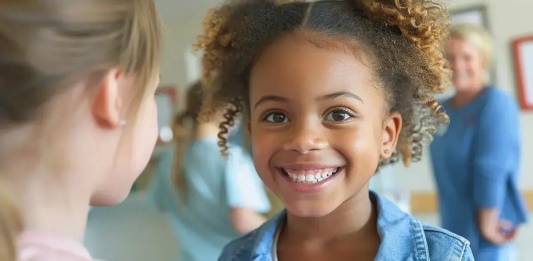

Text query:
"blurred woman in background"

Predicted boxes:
[[148, 81, 271, 261], [430, 23, 529, 261]]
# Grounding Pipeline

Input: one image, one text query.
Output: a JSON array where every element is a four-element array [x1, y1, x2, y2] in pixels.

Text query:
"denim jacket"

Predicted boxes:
[[218, 192, 474, 261]]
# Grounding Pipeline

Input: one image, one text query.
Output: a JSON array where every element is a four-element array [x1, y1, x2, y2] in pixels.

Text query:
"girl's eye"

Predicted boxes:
[[324, 109, 355, 122], [263, 112, 290, 123]]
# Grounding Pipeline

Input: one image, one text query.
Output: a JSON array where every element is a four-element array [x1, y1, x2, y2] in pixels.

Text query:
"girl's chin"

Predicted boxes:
[[453, 81, 476, 92], [283, 201, 340, 218]]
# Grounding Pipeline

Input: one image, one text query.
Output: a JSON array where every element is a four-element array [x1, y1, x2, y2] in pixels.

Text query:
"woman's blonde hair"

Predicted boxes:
[[450, 23, 494, 81], [0, 0, 162, 260], [0, 183, 23, 261]]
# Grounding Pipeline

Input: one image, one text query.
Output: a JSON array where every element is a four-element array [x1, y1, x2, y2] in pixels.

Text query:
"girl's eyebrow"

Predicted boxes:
[[254, 95, 288, 110], [319, 91, 363, 103], [253, 90, 364, 110]]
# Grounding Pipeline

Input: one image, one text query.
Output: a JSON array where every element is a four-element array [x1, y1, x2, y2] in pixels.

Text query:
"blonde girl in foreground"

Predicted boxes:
[[0, 0, 162, 260]]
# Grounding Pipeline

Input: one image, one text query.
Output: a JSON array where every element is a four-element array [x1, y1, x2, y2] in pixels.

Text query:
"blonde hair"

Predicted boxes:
[[0, 0, 162, 259], [0, 183, 23, 261], [450, 23, 494, 80]]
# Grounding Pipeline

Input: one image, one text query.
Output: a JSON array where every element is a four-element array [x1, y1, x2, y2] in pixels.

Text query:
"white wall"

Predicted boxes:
[[395, 0, 533, 192], [159, 12, 206, 111]]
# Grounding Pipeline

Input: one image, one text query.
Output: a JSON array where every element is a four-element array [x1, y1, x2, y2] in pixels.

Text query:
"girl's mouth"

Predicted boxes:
[[280, 167, 341, 184]]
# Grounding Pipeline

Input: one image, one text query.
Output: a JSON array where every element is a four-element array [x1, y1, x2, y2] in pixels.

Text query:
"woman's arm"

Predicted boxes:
[[478, 208, 517, 245], [472, 91, 520, 245], [230, 208, 268, 234], [461, 244, 475, 261], [225, 148, 271, 233]]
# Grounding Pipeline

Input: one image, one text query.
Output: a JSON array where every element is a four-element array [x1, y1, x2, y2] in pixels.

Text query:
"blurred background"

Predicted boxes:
[[84, 0, 533, 260]]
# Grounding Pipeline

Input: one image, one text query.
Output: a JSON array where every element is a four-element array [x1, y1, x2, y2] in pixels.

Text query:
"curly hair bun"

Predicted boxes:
[[354, 0, 451, 98]]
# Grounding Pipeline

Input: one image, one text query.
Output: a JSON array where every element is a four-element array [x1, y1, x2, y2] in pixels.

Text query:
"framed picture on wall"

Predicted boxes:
[[450, 5, 490, 30], [512, 36, 533, 111]]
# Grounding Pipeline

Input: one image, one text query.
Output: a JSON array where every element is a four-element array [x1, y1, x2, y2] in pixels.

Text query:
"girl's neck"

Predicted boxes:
[[1, 159, 90, 243], [281, 189, 378, 246]]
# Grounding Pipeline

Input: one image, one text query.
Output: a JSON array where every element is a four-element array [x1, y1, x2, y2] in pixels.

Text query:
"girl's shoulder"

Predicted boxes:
[[188, 138, 249, 159], [483, 86, 515, 107], [218, 211, 282, 261], [18, 232, 100, 261], [224, 145, 254, 169], [421, 223, 474, 260], [374, 192, 473, 260], [218, 195, 474, 261]]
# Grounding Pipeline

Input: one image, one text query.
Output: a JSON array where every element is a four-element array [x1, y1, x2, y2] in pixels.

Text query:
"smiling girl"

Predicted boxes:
[[196, 0, 474, 260]]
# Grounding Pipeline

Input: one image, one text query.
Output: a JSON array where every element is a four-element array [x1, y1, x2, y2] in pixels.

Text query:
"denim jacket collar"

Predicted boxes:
[[244, 191, 430, 261]]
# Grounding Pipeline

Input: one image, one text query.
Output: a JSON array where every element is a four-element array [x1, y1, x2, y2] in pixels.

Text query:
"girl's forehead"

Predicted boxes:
[[250, 36, 375, 92], [247, 39, 386, 113]]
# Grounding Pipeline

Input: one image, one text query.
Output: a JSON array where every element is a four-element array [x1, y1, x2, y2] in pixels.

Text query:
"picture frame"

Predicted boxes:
[[512, 36, 533, 111], [157, 85, 178, 106], [450, 5, 490, 30]]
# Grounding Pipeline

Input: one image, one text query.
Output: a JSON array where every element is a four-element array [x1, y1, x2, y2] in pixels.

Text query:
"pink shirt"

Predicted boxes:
[[17, 232, 100, 261]]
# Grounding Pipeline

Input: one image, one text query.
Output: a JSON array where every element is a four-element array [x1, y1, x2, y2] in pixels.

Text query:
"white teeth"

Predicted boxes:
[[284, 169, 338, 184]]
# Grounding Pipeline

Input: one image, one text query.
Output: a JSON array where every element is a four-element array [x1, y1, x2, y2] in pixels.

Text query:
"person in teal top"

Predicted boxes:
[[430, 23, 528, 261], [148, 82, 271, 261]]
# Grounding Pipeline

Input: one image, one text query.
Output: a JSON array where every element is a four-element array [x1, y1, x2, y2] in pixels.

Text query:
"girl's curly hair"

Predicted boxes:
[[195, 0, 451, 167]]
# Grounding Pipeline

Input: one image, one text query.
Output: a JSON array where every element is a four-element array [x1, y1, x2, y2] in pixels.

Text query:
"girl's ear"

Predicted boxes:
[[380, 112, 402, 159], [92, 68, 125, 128]]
